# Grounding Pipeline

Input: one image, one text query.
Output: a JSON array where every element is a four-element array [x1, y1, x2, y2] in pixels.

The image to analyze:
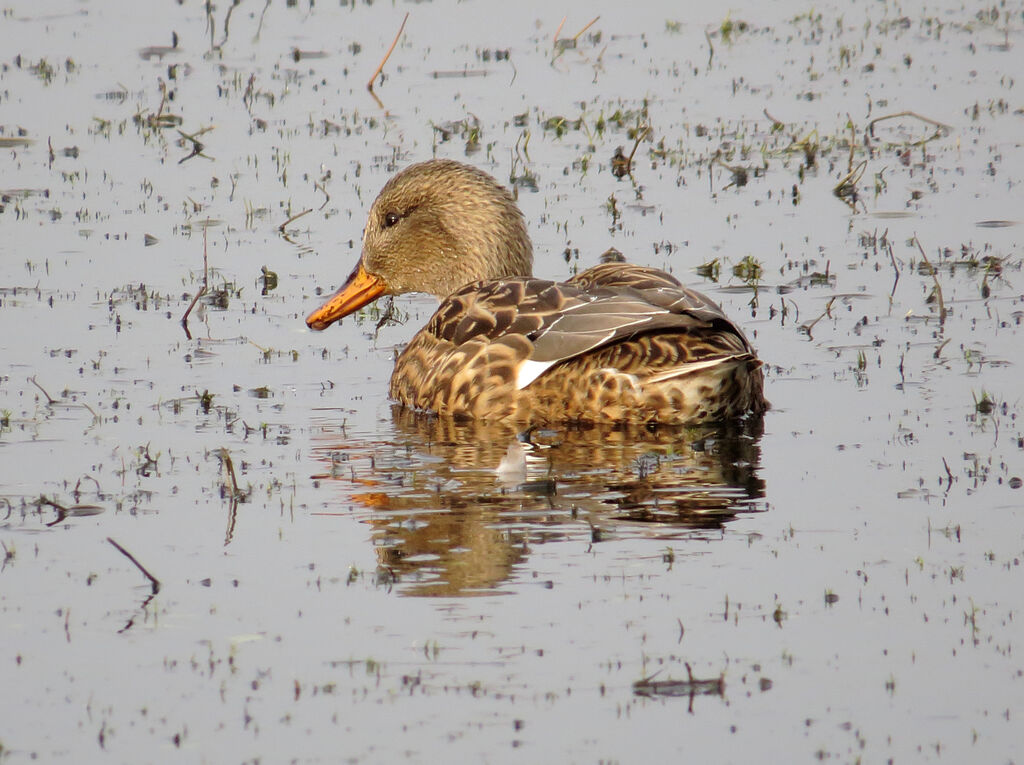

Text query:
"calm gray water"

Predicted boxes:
[[1, 0, 1022, 761]]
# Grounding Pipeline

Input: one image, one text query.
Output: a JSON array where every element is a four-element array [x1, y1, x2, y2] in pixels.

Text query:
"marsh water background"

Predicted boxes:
[[1, 0, 1023, 761]]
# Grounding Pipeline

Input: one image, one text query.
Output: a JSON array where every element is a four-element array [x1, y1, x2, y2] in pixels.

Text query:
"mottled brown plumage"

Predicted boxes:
[[306, 159, 766, 425]]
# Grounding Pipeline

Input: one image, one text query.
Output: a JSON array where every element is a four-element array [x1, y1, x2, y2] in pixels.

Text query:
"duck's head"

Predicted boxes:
[[306, 159, 533, 330]]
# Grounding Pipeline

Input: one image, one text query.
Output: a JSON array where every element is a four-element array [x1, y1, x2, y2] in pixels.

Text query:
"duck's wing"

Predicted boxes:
[[567, 262, 738, 322], [425, 268, 755, 390], [391, 277, 581, 417]]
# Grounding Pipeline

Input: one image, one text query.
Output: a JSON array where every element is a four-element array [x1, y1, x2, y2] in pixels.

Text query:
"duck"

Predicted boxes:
[[305, 159, 766, 425]]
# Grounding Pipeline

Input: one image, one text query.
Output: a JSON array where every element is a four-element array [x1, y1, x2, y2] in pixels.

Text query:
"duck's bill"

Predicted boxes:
[[305, 263, 386, 330]]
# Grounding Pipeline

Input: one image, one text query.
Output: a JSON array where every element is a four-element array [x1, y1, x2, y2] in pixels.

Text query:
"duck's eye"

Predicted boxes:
[[383, 211, 401, 228]]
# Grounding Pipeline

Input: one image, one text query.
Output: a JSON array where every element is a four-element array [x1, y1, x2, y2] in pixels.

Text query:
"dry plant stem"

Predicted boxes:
[[868, 110, 950, 143], [763, 108, 783, 129], [40, 496, 70, 527], [221, 448, 239, 498], [74, 475, 102, 497], [181, 225, 209, 330], [801, 296, 837, 339], [885, 231, 900, 275], [249, 339, 270, 355], [914, 234, 947, 324], [627, 125, 651, 167], [846, 113, 856, 173], [29, 376, 57, 405], [833, 159, 866, 197], [315, 181, 330, 210], [886, 236, 901, 296], [179, 126, 214, 142], [176, 127, 213, 164], [278, 207, 312, 233], [216, 0, 240, 51], [572, 16, 600, 42], [155, 80, 168, 121], [367, 12, 409, 94], [254, 0, 271, 41], [107, 537, 161, 595], [224, 496, 238, 547], [553, 15, 567, 45]]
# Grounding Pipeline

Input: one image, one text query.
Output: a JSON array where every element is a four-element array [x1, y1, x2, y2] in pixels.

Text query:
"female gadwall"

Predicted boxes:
[[306, 159, 766, 425]]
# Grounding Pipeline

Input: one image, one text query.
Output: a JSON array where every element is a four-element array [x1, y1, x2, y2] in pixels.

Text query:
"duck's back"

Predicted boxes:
[[389, 263, 766, 425]]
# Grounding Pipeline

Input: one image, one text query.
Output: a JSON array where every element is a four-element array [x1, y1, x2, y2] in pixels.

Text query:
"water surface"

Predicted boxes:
[[1, 0, 1022, 761]]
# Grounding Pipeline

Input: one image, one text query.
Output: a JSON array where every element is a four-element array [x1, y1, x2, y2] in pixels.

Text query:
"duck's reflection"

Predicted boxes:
[[312, 407, 765, 596]]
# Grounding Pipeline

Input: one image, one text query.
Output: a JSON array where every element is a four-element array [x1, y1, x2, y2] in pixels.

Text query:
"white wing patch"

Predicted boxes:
[[515, 359, 557, 390]]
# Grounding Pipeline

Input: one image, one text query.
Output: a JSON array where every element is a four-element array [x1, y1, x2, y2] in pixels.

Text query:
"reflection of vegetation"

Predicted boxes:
[[431, 117, 483, 155], [542, 116, 579, 138]]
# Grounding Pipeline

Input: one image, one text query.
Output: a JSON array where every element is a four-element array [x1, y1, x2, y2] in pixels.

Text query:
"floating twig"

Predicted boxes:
[[278, 207, 312, 234], [913, 233, 947, 325], [942, 457, 954, 492], [39, 495, 69, 527], [176, 126, 214, 164], [181, 224, 210, 337], [633, 663, 725, 713], [367, 12, 409, 95], [107, 537, 161, 595], [799, 296, 837, 340]]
